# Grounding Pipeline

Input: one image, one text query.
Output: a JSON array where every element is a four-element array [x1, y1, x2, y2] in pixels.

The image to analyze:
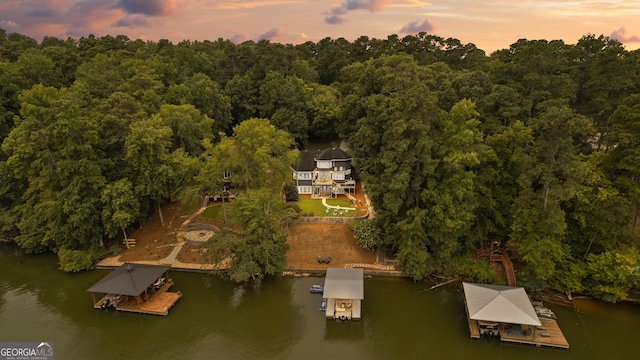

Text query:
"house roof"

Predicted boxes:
[[322, 268, 364, 300], [463, 282, 541, 326], [316, 147, 351, 161], [87, 263, 170, 297], [292, 150, 317, 171]]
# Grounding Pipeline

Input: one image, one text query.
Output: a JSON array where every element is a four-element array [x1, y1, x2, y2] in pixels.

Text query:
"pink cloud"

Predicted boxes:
[[113, 15, 152, 28], [400, 19, 436, 34], [610, 27, 640, 43], [230, 33, 250, 44], [258, 27, 285, 41], [325, 0, 390, 25]]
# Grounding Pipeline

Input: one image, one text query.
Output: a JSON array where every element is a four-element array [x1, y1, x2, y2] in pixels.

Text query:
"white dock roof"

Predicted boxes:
[[322, 268, 364, 300], [463, 282, 541, 326]]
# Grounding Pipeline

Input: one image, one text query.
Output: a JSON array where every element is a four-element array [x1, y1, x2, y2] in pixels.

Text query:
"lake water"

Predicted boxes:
[[1, 243, 639, 359]]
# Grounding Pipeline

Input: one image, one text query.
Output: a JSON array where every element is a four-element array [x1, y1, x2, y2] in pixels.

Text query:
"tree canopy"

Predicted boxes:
[[0, 29, 639, 300]]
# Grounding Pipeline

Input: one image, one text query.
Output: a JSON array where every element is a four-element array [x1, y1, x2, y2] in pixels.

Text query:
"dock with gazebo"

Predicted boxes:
[[87, 263, 182, 316], [463, 282, 569, 349]]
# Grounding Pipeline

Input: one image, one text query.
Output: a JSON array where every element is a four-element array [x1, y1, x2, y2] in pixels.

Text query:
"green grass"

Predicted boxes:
[[200, 205, 225, 221], [296, 198, 354, 217]]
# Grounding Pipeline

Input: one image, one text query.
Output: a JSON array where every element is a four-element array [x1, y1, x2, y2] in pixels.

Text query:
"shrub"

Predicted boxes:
[[58, 247, 109, 272], [443, 256, 497, 283], [58, 248, 94, 272], [282, 181, 299, 202], [349, 219, 381, 250]]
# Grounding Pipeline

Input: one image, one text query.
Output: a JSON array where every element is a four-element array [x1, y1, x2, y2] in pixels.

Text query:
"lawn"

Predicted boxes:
[[200, 204, 225, 220], [200, 198, 355, 219], [296, 198, 354, 217]]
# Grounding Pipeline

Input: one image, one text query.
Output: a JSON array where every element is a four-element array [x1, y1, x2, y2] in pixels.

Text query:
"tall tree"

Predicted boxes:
[[509, 106, 594, 281], [2, 85, 105, 252], [124, 116, 175, 226], [205, 188, 294, 282], [101, 178, 140, 242], [196, 118, 298, 193]]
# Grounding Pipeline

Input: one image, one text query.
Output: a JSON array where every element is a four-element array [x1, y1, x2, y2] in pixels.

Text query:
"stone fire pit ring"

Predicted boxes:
[[182, 223, 220, 246]]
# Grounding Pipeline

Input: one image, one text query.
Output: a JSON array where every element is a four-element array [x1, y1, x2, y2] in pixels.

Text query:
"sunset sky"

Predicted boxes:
[[1, 0, 639, 54]]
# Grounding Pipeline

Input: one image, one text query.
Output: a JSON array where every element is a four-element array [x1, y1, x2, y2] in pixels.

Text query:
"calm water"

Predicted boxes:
[[1, 243, 639, 360]]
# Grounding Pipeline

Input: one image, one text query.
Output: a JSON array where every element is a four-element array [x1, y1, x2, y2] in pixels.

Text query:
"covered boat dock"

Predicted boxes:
[[322, 268, 364, 320], [463, 282, 569, 349], [87, 263, 182, 316]]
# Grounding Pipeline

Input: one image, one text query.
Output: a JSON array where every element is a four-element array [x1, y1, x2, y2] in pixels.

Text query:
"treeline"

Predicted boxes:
[[1, 29, 639, 300]]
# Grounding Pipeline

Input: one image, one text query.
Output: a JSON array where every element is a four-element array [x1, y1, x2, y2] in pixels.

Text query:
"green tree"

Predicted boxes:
[[205, 188, 294, 282], [124, 116, 175, 226], [2, 85, 105, 253], [101, 178, 140, 241], [509, 106, 594, 281], [584, 249, 640, 302], [196, 118, 298, 193], [155, 104, 213, 155], [605, 94, 640, 227], [258, 72, 309, 144]]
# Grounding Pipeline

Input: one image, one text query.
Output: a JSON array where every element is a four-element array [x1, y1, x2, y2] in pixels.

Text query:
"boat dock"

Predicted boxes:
[[94, 280, 182, 316], [466, 315, 569, 349], [499, 318, 569, 349]]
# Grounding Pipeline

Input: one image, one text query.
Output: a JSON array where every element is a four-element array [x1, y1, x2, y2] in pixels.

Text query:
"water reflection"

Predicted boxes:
[[324, 319, 365, 340], [2, 243, 640, 360]]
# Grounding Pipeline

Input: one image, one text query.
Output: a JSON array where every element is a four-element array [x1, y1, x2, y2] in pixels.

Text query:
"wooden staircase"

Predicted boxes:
[[476, 247, 517, 287]]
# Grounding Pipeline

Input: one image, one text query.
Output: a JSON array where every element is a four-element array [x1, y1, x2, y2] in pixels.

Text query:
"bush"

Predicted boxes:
[[58, 247, 108, 272], [349, 219, 381, 250], [443, 256, 497, 283], [282, 181, 299, 202], [108, 244, 122, 256]]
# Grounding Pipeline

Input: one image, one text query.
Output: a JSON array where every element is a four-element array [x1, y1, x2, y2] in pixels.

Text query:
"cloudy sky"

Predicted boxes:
[[1, 0, 639, 53]]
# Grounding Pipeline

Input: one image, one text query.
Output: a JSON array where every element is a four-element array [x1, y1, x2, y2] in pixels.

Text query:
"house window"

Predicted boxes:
[[223, 170, 231, 180]]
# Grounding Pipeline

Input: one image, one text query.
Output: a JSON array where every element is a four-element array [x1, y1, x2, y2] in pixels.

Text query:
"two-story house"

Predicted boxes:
[[291, 147, 356, 197]]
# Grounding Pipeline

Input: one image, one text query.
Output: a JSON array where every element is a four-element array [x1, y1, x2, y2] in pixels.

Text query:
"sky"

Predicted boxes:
[[1, 0, 639, 54]]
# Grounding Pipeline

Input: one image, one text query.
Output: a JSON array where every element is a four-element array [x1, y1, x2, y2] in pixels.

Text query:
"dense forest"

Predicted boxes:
[[1, 28, 639, 301]]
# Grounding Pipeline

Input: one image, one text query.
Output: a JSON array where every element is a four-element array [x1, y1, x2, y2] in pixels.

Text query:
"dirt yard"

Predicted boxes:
[[116, 188, 379, 270]]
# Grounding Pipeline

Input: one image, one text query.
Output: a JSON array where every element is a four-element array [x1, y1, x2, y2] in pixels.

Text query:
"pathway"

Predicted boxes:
[[344, 263, 397, 271], [321, 197, 356, 211], [97, 205, 209, 268]]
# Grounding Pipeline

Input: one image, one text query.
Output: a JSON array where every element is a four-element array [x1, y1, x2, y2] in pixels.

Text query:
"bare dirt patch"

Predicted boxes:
[[286, 222, 376, 270], [118, 202, 187, 262]]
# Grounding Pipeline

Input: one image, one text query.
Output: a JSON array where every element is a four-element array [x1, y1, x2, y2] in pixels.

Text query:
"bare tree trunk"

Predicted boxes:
[[543, 186, 549, 210], [583, 231, 597, 260], [156, 201, 165, 227], [122, 228, 129, 249], [222, 192, 228, 225]]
